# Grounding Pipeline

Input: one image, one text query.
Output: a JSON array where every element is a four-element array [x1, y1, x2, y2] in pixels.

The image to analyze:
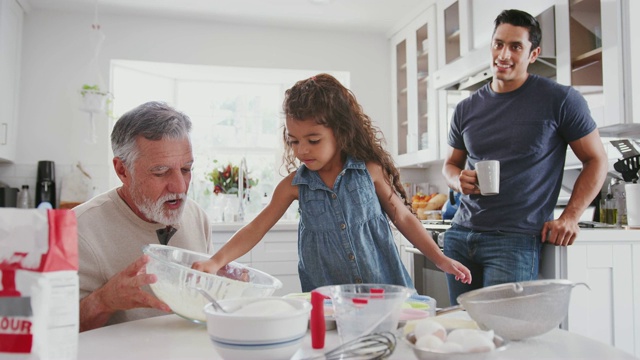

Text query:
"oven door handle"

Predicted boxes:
[[404, 247, 424, 255]]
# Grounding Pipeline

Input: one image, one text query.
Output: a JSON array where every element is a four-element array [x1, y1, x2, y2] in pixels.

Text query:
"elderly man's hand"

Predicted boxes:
[[98, 255, 171, 313]]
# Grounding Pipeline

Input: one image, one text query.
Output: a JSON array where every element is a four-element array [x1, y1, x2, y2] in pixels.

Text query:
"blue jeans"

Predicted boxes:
[[444, 224, 542, 305]]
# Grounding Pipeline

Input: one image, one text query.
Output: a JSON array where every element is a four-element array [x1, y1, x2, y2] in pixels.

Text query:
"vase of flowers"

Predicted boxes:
[[206, 160, 258, 196]]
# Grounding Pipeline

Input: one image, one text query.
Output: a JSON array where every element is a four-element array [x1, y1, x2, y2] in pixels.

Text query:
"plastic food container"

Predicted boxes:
[[314, 284, 414, 343], [418, 209, 442, 220]]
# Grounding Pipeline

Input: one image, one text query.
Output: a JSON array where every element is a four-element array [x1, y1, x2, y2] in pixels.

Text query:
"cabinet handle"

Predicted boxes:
[[1, 123, 7, 145]]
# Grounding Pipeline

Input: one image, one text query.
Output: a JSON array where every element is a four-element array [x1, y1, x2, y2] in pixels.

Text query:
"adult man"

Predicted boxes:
[[76, 101, 212, 331], [442, 9, 607, 304]]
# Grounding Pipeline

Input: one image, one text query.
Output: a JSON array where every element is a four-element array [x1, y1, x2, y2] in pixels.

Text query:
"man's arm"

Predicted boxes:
[[79, 255, 171, 332], [542, 130, 608, 246]]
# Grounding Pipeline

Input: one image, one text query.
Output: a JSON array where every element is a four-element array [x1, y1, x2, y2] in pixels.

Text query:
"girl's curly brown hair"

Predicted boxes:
[[281, 73, 410, 209]]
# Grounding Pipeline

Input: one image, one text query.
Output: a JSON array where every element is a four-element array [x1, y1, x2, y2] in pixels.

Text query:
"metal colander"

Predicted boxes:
[[457, 279, 589, 340]]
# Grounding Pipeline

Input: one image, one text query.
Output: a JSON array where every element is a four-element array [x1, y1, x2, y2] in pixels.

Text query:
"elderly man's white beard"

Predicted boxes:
[[131, 182, 186, 226]]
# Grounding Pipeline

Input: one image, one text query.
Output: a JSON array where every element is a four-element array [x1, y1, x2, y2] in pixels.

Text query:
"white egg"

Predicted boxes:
[[415, 334, 444, 351], [439, 341, 464, 353], [413, 319, 447, 341], [447, 328, 494, 344], [457, 332, 496, 353]]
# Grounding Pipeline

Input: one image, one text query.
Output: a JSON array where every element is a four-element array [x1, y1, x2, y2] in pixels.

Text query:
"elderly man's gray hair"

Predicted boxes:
[[111, 101, 192, 168]]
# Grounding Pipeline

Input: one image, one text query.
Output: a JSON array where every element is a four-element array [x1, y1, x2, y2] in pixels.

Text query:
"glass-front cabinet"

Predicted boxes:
[[436, 0, 471, 69], [555, 0, 626, 131], [568, 0, 602, 87], [391, 6, 439, 167]]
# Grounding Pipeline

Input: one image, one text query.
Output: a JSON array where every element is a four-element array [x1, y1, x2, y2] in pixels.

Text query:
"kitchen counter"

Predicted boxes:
[[539, 229, 640, 357], [77, 313, 638, 359], [573, 227, 640, 242], [211, 220, 299, 232]]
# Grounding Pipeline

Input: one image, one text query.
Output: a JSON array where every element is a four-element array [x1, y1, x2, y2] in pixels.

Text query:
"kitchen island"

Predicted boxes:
[[77, 312, 638, 359], [540, 228, 640, 357]]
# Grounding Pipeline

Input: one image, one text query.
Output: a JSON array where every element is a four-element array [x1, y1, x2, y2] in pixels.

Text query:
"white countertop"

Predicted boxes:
[[77, 313, 637, 360], [574, 227, 640, 242], [211, 220, 299, 232]]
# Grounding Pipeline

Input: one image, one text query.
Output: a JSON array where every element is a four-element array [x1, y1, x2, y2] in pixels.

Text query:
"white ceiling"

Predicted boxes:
[[23, 0, 430, 35]]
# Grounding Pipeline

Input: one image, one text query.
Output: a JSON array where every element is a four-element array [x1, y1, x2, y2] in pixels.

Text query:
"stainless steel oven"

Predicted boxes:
[[405, 220, 452, 308]]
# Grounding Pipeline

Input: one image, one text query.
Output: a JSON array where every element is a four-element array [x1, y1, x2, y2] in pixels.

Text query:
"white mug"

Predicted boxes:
[[476, 160, 500, 196]]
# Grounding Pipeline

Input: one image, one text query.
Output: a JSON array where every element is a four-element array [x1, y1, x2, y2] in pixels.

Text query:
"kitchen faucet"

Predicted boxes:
[[237, 157, 248, 222]]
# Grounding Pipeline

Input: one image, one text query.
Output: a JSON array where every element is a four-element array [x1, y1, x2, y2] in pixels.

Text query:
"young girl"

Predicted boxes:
[[193, 74, 471, 291]]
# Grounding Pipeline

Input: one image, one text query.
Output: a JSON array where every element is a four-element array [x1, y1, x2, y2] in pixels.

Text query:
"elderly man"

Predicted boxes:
[[76, 101, 212, 331]]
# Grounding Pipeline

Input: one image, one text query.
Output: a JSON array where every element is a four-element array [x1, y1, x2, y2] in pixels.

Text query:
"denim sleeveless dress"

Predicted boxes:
[[292, 157, 414, 292]]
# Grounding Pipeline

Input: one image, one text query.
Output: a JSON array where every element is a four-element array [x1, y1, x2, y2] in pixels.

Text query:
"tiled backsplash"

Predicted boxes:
[[0, 162, 108, 208]]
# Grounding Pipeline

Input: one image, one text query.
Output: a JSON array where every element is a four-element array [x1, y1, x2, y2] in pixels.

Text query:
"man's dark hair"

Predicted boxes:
[[493, 9, 542, 51]]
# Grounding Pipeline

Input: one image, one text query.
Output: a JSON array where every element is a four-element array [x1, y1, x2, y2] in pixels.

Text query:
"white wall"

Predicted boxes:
[[1, 9, 391, 202]]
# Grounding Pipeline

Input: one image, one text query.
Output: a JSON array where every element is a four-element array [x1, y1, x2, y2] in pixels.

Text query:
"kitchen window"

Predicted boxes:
[[110, 60, 349, 218]]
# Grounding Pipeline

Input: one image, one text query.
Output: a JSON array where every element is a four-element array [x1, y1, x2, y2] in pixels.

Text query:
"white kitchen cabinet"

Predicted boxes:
[[211, 227, 301, 296], [564, 243, 639, 357], [628, 1, 640, 132], [391, 227, 413, 280], [390, 6, 440, 167], [0, 0, 23, 163], [540, 231, 640, 358], [435, 0, 472, 69], [555, 0, 626, 130]]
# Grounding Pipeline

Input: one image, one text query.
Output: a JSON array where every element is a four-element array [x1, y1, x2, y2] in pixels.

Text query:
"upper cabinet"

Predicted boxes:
[[0, 0, 23, 163], [555, 0, 629, 133], [391, 6, 439, 167], [436, 0, 472, 69]]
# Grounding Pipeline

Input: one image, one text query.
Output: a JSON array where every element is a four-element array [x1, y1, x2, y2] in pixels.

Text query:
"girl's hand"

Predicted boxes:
[[191, 260, 250, 282], [191, 259, 222, 274], [216, 265, 250, 282], [438, 259, 472, 284]]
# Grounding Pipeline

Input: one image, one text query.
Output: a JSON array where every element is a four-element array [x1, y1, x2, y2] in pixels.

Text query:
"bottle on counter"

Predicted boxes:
[[17, 184, 31, 209], [611, 179, 627, 226], [604, 194, 617, 225]]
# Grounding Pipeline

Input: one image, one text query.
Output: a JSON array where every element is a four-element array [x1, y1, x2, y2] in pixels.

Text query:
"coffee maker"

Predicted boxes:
[[35, 160, 56, 208], [0, 184, 19, 207]]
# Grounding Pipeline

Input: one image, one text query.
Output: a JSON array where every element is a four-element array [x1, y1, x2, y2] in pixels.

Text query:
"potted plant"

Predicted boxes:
[[79, 84, 111, 113]]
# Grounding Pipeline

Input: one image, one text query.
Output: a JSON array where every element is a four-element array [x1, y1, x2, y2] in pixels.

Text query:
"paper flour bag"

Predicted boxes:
[[0, 209, 78, 359]]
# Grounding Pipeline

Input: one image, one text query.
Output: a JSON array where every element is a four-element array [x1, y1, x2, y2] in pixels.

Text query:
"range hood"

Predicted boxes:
[[432, 46, 557, 92]]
